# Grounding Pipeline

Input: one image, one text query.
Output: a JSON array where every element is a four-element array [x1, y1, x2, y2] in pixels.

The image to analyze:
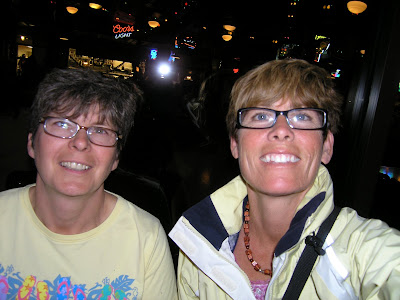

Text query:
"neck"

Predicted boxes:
[[29, 182, 115, 235], [246, 188, 305, 244]]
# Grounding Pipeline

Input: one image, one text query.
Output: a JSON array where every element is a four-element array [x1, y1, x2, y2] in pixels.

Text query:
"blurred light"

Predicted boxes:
[[60, 37, 69, 41], [222, 34, 232, 41], [158, 64, 171, 77], [380, 166, 400, 182], [150, 49, 158, 60], [89, 2, 102, 9], [331, 69, 341, 78], [223, 25, 236, 31], [315, 35, 327, 40], [182, 37, 196, 49], [360, 49, 366, 55], [169, 52, 180, 62], [148, 20, 160, 28], [347, 1, 367, 14], [66, 6, 78, 14], [20, 36, 26, 41]]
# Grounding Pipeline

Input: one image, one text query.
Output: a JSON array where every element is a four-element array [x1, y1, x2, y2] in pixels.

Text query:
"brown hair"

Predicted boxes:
[[29, 68, 142, 152], [226, 59, 343, 139]]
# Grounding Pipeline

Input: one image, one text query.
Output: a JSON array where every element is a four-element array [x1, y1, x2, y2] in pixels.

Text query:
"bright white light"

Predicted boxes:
[[158, 64, 171, 76]]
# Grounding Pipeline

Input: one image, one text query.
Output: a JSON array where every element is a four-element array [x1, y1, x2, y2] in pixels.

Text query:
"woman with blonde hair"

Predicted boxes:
[[170, 59, 400, 299]]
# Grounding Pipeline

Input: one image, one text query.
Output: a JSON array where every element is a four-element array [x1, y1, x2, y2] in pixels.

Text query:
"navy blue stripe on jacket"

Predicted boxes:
[[183, 192, 326, 256]]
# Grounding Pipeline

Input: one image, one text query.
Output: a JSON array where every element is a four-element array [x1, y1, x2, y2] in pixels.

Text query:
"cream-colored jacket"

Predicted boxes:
[[169, 165, 400, 299]]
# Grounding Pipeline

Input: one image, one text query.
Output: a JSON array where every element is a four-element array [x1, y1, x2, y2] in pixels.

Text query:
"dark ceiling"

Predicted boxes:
[[11, 0, 291, 52], [8, 0, 378, 71]]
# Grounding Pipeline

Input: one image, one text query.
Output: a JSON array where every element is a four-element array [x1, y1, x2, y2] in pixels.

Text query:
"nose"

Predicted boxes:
[[69, 127, 90, 151], [267, 115, 294, 141]]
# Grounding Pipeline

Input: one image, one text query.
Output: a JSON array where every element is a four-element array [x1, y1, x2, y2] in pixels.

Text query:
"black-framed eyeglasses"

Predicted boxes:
[[40, 117, 122, 147], [237, 107, 328, 130]]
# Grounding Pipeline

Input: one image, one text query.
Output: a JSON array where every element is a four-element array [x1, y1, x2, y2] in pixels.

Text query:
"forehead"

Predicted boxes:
[[247, 97, 311, 109]]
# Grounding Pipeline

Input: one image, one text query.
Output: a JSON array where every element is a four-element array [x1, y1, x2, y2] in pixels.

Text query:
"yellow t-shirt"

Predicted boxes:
[[0, 185, 177, 300]]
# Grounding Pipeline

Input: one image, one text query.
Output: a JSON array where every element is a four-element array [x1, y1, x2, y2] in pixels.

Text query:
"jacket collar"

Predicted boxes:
[[182, 165, 334, 255]]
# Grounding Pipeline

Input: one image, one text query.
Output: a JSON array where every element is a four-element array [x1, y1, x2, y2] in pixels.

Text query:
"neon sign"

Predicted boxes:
[[113, 24, 135, 39], [150, 49, 158, 60], [315, 35, 328, 40], [331, 69, 341, 78]]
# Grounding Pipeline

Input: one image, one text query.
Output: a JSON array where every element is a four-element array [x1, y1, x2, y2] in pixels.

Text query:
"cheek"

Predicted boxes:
[[97, 148, 119, 171]]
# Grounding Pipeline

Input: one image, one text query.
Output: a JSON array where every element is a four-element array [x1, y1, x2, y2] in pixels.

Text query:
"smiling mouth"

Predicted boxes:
[[60, 162, 91, 170], [260, 154, 300, 163]]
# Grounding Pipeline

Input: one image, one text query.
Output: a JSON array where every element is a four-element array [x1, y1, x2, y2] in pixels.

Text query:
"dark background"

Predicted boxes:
[[1, 0, 400, 231]]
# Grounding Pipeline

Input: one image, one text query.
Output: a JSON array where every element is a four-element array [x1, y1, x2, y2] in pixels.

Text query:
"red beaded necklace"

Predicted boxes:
[[243, 201, 272, 276]]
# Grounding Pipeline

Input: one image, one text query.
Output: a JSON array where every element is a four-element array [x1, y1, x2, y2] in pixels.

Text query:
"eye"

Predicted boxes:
[[249, 111, 274, 122], [254, 113, 268, 121], [293, 112, 313, 122], [295, 114, 309, 121], [92, 127, 110, 135], [54, 120, 72, 129]]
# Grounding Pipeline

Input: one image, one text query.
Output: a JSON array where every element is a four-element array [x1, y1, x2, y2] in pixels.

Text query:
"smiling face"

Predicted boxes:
[[27, 109, 119, 199], [230, 100, 334, 201]]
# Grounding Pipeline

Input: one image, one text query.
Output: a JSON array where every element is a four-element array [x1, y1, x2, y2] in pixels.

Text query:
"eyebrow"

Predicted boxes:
[[52, 116, 114, 129]]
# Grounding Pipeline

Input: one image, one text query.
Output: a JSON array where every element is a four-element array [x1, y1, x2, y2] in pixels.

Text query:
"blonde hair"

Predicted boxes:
[[226, 59, 343, 139]]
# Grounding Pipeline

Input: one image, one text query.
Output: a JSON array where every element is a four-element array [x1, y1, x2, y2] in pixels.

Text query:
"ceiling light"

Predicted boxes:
[[223, 24, 236, 31], [222, 34, 232, 41], [89, 2, 102, 9], [148, 20, 160, 28], [66, 6, 78, 14], [347, 1, 367, 14], [159, 63, 171, 75]]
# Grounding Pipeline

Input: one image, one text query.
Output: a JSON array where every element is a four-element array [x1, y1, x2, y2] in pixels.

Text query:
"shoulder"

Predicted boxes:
[[0, 185, 31, 208], [115, 194, 163, 230], [110, 193, 171, 249], [335, 207, 399, 237], [333, 207, 400, 261], [328, 208, 400, 297], [0, 186, 24, 198]]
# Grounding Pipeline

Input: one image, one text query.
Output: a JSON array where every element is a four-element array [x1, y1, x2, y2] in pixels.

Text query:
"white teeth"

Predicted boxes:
[[61, 162, 90, 170], [261, 154, 300, 163]]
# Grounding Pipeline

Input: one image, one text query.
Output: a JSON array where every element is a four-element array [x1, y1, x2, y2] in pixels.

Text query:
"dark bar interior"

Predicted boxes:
[[1, 0, 400, 233]]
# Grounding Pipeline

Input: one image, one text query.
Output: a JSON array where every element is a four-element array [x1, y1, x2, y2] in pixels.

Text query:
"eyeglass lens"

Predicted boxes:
[[239, 108, 326, 129], [43, 118, 118, 146]]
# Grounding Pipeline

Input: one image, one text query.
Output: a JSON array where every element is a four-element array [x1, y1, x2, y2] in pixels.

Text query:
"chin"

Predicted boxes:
[[57, 182, 95, 197], [254, 181, 307, 198]]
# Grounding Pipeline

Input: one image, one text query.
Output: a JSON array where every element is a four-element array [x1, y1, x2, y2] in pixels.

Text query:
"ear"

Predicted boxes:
[[230, 136, 239, 159], [27, 133, 35, 159], [111, 149, 120, 171], [111, 157, 119, 171], [321, 131, 334, 165]]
